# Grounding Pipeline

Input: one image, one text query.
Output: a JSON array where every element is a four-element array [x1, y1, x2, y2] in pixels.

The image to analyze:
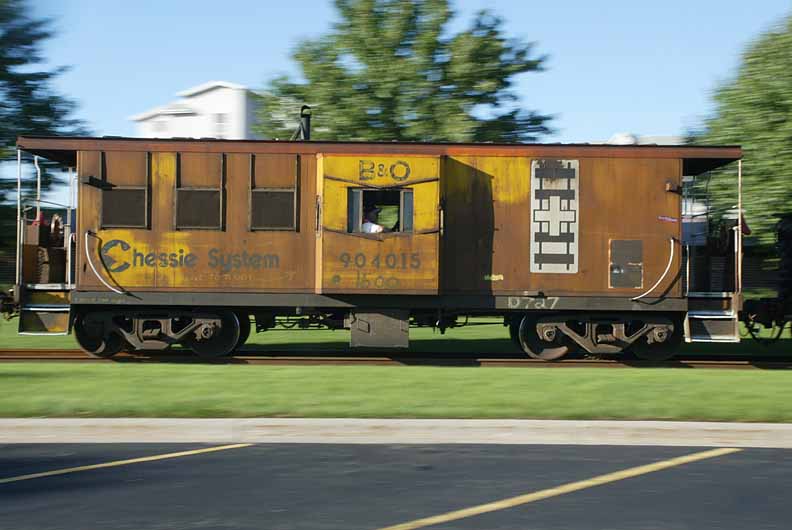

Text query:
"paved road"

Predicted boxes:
[[1, 444, 789, 530]]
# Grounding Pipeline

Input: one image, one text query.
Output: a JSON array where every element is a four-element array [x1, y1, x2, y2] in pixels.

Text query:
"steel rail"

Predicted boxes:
[[1, 349, 792, 369]]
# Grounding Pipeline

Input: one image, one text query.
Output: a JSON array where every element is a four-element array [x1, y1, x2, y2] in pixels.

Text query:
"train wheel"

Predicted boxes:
[[73, 313, 124, 358], [235, 312, 251, 351], [185, 310, 240, 358], [509, 319, 520, 347], [517, 314, 570, 361], [630, 320, 682, 361]]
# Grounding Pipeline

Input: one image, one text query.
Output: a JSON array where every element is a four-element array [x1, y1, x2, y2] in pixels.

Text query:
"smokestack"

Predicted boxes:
[[300, 105, 311, 140]]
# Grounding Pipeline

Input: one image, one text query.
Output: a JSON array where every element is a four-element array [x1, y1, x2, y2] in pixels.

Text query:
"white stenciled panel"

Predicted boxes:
[[530, 159, 579, 273]]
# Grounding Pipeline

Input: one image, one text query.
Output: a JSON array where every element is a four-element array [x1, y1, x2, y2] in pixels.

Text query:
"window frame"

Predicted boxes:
[[174, 152, 225, 231], [248, 154, 298, 232], [99, 151, 151, 230], [347, 187, 414, 234]]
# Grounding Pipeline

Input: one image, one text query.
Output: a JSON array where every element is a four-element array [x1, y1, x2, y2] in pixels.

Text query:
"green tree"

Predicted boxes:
[[691, 13, 792, 247], [256, 0, 551, 142], [0, 0, 87, 258]]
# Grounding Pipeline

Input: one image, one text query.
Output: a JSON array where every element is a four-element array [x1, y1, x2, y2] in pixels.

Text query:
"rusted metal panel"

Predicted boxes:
[[18, 136, 743, 174], [99, 151, 149, 229], [178, 152, 222, 188], [253, 153, 297, 188], [77, 150, 316, 293], [318, 154, 440, 294], [321, 231, 439, 294], [103, 151, 147, 186], [249, 153, 299, 231], [73, 138, 686, 301], [609, 240, 643, 289], [441, 156, 682, 297]]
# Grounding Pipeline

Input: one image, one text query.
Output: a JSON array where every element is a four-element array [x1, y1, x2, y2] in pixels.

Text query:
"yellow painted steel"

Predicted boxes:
[[318, 155, 441, 293], [322, 155, 439, 186], [444, 155, 531, 206]]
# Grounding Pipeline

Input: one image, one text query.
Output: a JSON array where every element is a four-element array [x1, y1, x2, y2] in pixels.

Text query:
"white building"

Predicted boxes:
[[604, 132, 684, 145], [130, 81, 260, 139]]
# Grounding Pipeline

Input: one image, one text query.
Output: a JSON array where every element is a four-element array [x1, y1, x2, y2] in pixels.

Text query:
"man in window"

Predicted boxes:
[[362, 206, 387, 233]]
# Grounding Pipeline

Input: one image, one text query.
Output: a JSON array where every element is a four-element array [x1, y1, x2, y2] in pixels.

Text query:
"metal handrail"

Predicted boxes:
[[632, 238, 676, 302], [15, 151, 77, 289]]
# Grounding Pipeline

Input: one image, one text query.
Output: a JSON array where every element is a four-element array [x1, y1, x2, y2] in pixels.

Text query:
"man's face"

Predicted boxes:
[[366, 210, 378, 223]]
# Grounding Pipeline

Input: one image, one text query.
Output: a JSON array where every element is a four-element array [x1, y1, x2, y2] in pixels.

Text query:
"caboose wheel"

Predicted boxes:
[[630, 320, 682, 361], [73, 313, 125, 358], [508, 320, 520, 347], [235, 312, 251, 351], [517, 314, 570, 361], [184, 310, 240, 358]]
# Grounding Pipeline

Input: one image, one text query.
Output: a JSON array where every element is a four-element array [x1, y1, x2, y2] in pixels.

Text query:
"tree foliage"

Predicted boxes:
[[692, 13, 792, 247], [0, 0, 87, 257], [255, 0, 551, 143], [0, 0, 86, 157]]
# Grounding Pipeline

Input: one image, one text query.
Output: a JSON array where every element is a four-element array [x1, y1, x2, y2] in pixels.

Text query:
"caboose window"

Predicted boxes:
[[249, 154, 297, 230], [347, 188, 413, 233], [175, 153, 224, 230], [100, 151, 149, 229]]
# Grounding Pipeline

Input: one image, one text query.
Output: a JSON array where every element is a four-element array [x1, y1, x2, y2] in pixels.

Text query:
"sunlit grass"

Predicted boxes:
[[1, 362, 791, 421]]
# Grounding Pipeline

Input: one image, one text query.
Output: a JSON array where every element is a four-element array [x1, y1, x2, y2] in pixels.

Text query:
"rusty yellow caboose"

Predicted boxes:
[[7, 135, 743, 359]]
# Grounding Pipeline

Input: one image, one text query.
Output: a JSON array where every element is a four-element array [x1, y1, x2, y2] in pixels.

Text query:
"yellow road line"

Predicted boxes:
[[377, 447, 742, 530], [0, 443, 253, 485]]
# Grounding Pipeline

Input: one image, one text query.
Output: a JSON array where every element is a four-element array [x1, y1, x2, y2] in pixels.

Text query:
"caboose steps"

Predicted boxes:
[[685, 312, 740, 343], [18, 286, 71, 336], [685, 293, 740, 343]]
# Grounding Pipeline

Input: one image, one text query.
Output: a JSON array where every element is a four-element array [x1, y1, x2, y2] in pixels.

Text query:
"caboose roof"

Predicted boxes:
[[16, 135, 742, 176]]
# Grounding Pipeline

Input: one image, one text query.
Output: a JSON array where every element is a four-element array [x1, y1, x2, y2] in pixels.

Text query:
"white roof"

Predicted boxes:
[[177, 80, 247, 97], [129, 81, 249, 122], [604, 133, 684, 146], [129, 102, 196, 122]]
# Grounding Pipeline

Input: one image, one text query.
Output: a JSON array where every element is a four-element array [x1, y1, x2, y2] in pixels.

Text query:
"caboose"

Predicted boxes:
[[5, 134, 743, 360]]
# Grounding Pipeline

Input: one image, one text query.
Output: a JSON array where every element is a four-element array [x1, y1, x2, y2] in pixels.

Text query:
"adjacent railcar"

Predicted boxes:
[[7, 136, 743, 360]]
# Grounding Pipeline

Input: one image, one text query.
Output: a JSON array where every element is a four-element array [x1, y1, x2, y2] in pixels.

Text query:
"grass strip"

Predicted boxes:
[[1, 362, 791, 422]]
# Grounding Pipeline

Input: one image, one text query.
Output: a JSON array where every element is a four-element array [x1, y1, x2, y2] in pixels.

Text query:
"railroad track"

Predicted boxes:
[[2, 348, 792, 369]]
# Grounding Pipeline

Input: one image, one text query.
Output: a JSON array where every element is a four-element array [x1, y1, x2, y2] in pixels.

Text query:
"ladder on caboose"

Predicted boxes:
[[682, 160, 742, 343], [14, 153, 76, 335]]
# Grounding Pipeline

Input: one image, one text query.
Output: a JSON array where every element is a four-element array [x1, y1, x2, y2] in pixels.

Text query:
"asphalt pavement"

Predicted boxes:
[[1, 443, 789, 530]]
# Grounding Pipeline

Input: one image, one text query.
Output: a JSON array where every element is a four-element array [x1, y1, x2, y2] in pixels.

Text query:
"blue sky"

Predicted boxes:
[[34, 0, 791, 142]]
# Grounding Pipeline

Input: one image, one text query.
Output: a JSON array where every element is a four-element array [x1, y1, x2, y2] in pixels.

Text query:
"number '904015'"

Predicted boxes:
[[339, 252, 420, 270]]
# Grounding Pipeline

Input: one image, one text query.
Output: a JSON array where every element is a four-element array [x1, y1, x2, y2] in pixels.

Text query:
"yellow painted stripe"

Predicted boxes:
[[0, 443, 253, 485], [377, 447, 741, 530]]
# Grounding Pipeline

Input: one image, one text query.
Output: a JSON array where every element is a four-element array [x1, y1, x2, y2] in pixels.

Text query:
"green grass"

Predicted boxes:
[[1, 362, 792, 421]]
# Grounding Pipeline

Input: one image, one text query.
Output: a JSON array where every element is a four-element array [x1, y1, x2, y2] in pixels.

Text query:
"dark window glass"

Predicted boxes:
[[251, 190, 295, 230], [176, 189, 221, 229], [101, 188, 147, 228]]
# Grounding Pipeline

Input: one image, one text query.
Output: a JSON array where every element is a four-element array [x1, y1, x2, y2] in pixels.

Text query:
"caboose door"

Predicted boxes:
[[316, 155, 440, 294]]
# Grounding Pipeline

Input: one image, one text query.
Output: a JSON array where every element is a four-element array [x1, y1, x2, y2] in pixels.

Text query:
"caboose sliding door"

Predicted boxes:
[[316, 155, 440, 294]]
